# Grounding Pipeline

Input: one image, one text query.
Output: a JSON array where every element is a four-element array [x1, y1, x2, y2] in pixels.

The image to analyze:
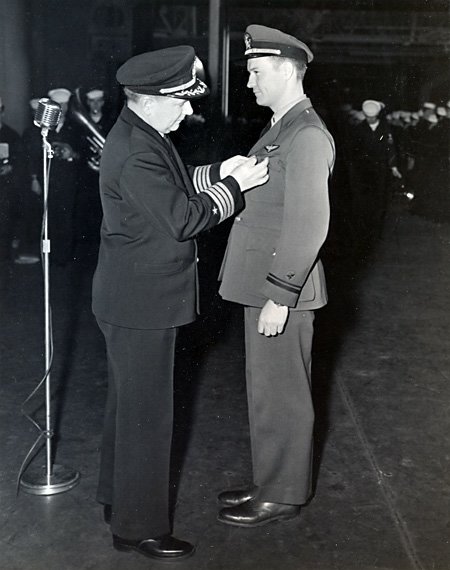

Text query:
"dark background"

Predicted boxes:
[[1, 0, 449, 140]]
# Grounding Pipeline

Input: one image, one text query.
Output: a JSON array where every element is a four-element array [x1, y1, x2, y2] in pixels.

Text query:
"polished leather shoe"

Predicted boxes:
[[113, 533, 195, 561], [217, 486, 258, 507], [218, 499, 300, 527], [103, 504, 112, 525]]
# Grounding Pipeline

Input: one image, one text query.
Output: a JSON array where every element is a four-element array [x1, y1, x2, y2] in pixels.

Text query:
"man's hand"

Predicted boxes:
[[220, 155, 248, 179], [258, 299, 288, 336], [53, 142, 77, 161], [0, 164, 13, 176], [230, 156, 269, 192], [391, 166, 402, 179], [31, 176, 42, 195]]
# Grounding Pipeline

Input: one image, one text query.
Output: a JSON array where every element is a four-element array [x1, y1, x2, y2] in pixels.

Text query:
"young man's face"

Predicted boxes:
[[87, 98, 104, 115], [364, 114, 379, 125], [246, 57, 286, 110]]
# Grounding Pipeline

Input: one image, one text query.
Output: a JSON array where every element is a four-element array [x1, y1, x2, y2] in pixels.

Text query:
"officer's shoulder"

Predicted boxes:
[[292, 109, 330, 137]]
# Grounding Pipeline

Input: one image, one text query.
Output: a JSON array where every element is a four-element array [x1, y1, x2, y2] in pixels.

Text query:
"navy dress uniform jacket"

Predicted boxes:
[[92, 106, 243, 329], [219, 98, 335, 309]]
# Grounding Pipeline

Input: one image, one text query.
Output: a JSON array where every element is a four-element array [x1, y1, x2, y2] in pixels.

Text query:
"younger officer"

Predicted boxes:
[[92, 45, 268, 561], [218, 25, 335, 527]]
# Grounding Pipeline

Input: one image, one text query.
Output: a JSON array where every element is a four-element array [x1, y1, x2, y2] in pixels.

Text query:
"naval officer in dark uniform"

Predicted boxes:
[[218, 25, 335, 527], [92, 46, 268, 561]]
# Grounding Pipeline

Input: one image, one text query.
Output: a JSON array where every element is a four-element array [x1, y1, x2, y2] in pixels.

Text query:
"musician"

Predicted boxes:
[[24, 87, 81, 265], [15, 98, 42, 264], [85, 89, 115, 134]]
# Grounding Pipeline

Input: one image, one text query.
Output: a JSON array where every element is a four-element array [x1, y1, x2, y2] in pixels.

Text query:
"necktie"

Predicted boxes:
[[259, 119, 272, 138]]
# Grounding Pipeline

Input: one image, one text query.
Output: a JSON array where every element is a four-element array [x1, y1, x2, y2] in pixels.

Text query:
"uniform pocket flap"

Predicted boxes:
[[245, 228, 279, 253], [134, 260, 186, 275]]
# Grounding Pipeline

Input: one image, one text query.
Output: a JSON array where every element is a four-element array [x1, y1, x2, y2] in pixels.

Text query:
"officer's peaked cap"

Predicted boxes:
[[244, 24, 313, 64], [117, 46, 209, 100]]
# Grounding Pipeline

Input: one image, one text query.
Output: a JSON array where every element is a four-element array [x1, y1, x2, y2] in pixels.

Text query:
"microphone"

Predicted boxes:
[[33, 98, 62, 131]]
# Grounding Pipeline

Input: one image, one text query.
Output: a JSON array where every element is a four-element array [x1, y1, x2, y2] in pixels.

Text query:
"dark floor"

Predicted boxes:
[[0, 198, 449, 570]]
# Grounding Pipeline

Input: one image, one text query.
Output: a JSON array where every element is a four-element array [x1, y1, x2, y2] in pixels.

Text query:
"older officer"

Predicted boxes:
[[218, 25, 335, 527], [92, 45, 268, 561]]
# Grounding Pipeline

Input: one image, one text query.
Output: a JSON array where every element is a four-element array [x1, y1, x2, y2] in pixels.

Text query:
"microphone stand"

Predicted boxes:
[[19, 127, 80, 495]]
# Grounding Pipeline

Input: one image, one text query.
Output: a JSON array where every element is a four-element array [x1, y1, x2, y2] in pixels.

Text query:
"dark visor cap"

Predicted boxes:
[[244, 24, 313, 65], [116, 45, 209, 100]]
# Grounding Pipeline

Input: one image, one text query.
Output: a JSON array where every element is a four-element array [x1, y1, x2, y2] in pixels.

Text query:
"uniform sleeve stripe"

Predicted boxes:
[[203, 182, 235, 222], [206, 189, 226, 220], [192, 165, 211, 193], [266, 273, 302, 294]]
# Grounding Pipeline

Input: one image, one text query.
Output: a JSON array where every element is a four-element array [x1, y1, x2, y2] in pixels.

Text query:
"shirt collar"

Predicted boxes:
[[272, 94, 307, 125]]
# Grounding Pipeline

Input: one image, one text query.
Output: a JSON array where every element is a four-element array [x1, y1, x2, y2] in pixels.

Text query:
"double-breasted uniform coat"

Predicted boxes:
[[219, 98, 335, 504], [92, 106, 243, 539]]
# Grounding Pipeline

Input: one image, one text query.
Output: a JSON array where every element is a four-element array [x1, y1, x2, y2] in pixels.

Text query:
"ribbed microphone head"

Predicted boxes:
[[33, 98, 62, 130]]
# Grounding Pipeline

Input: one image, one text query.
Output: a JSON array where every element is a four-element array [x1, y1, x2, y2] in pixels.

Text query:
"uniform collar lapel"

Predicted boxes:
[[248, 98, 312, 155], [119, 105, 194, 194], [120, 105, 166, 146]]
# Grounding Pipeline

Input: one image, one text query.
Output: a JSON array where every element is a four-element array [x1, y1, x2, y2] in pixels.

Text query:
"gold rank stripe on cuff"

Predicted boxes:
[[192, 165, 212, 193], [202, 181, 234, 222], [266, 273, 302, 294]]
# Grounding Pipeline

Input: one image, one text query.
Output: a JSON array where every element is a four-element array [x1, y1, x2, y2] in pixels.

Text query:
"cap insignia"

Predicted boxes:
[[173, 83, 207, 98]]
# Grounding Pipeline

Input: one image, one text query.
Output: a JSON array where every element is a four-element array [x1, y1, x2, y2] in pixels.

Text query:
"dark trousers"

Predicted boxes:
[[350, 165, 389, 250], [97, 320, 177, 539], [244, 307, 315, 505]]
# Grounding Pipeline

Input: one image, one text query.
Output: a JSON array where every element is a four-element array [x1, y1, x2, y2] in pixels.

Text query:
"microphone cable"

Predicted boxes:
[[16, 150, 55, 494]]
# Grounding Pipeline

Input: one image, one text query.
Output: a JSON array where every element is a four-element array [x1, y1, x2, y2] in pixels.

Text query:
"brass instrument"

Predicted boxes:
[[69, 87, 105, 171]]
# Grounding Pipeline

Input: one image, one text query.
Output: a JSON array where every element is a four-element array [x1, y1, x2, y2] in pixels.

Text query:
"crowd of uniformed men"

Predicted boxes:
[[0, 90, 449, 266], [342, 99, 450, 224], [0, 88, 114, 265]]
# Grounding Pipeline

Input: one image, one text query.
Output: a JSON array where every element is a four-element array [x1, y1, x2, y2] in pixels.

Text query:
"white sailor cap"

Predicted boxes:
[[362, 99, 383, 117], [436, 106, 446, 117], [29, 98, 40, 111], [86, 89, 104, 100], [422, 102, 436, 110], [48, 88, 72, 104]]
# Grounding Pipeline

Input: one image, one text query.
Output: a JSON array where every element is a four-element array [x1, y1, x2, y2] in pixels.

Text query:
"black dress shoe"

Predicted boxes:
[[217, 486, 258, 507], [218, 499, 300, 527], [113, 533, 195, 561], [103, 504, 112, 524]]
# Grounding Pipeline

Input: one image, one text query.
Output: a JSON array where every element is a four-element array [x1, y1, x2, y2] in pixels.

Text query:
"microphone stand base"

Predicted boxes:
[[20, 464, 80, 496]]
